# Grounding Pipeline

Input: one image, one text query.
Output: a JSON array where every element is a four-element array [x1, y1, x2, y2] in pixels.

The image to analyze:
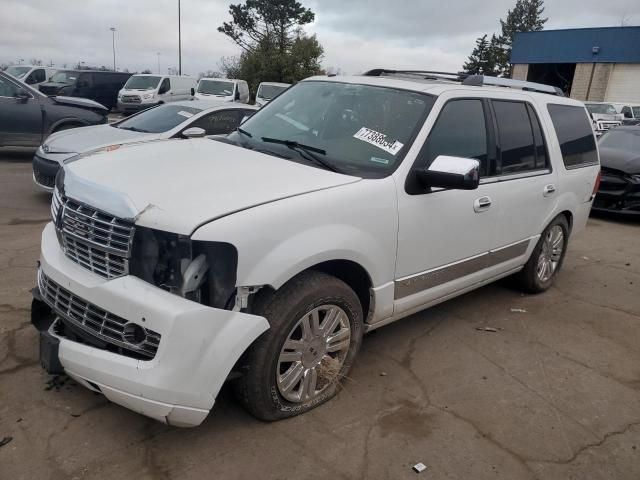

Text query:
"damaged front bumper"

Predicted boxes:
[[33, 222, 269, 427], [593, 168, 640, 215]]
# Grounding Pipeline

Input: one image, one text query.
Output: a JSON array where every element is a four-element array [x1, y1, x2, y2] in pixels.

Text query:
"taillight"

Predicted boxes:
[[592, 170, 601, 195]]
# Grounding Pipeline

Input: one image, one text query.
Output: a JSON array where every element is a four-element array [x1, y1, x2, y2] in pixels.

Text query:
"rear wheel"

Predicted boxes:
[[516, 215, 569, 293], [234, 271, 363, 421]]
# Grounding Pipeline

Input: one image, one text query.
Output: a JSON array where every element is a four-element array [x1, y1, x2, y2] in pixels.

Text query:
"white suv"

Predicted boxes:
[[33, 70, 600, 427]]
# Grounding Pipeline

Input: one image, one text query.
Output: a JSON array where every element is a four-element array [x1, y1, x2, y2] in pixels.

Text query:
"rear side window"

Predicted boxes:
[[417, 99, 488, 175], [492, 100, 537, 174], [547, 104, 598, 168]]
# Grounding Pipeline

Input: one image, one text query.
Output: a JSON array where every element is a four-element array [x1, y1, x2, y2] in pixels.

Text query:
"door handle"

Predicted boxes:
[[473, 196, 492, 213], [543, 184, 556, 197]]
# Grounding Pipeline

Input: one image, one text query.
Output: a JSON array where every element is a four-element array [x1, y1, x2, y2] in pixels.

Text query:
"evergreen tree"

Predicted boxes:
[[463, 0, 547, 77]]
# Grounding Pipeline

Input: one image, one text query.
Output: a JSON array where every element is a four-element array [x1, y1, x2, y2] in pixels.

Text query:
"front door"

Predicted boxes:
[[394, 97, 500, 314], [0, 75, 42, 147]]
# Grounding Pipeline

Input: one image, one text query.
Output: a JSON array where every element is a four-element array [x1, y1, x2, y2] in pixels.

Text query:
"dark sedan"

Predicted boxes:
[[594, 126, 640, 215], [0, 71, 108, 151]]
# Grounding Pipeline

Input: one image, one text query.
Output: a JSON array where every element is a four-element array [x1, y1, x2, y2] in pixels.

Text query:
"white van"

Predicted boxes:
[[4, 65, 56, 88], [117, 74, 197, 113], [194, 78, 249, 103], [255, 82, 290, 107]]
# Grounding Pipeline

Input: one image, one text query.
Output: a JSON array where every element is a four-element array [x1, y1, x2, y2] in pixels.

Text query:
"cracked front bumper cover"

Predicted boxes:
[[35, 222, 270, 426]]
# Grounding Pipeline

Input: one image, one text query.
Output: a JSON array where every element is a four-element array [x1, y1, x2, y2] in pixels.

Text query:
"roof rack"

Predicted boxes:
[[462, 75, 564, 96], [363, 69, 467, 82], [363, 69, 564, 96]]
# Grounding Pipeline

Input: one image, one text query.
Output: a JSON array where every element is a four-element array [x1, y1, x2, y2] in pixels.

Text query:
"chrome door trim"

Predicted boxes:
[[394, 238, 531, 299], [480, 169, 551, 185]]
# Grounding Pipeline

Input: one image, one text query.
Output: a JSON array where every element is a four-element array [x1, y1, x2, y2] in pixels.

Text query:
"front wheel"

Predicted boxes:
[[234, 271, 363, 421], [516, 215, 569, 293]]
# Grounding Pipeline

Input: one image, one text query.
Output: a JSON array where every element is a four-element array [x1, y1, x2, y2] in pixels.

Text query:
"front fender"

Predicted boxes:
[[191, 178, 398, 290]]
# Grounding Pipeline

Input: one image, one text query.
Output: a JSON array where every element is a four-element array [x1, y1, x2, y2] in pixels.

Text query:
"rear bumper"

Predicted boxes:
[[34, 222, 269, 426]]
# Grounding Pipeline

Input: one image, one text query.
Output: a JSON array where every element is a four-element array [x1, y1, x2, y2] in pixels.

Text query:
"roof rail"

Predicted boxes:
[[462, 75, 564, 96], [363, 69, 467, 82]]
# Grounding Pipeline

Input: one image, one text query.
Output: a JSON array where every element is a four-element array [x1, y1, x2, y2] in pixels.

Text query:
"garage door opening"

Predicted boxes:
[[527, 63, 576, 96]]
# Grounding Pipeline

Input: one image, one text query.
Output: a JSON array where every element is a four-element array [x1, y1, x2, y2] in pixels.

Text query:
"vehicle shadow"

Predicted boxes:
[[0, 148, 36, 162], [590, 210, 640, 225]]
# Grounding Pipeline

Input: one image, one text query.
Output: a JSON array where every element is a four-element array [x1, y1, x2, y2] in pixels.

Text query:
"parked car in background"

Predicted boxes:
[[594, 126, 640, 215], [0, 71, 107, 151], [117, 74, 197, 114], [4, 65, 57, 88], [32, 100, 258, 191], [255, 82, 290, 107], [585, 102, 624, 136], [612, 103, 640, 126], [194, 78, 249, 103], [32, 71, 599, 427], [39, 70, 131, 110]]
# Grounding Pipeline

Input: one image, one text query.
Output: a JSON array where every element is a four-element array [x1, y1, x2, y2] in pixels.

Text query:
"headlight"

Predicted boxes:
[[129, 226, 238, 308], [631, 174, 640, 182], [143, 93, 154, 100]]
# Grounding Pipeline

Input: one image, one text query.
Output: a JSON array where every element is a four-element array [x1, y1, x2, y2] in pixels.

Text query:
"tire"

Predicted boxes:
[[516, 215, 569, 293], [234, 270, 364, 421]]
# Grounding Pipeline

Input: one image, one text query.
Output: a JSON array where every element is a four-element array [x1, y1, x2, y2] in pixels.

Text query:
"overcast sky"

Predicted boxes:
[[0, 0, 638, 75]]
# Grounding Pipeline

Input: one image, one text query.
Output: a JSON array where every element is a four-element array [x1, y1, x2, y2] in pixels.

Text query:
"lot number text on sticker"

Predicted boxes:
[[354, 127, 404, 155]]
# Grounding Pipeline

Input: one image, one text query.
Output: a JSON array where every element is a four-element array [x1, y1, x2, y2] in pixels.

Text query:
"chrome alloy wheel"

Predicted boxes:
[[276, 305, 351, 403], [537, 225, 564, 283]]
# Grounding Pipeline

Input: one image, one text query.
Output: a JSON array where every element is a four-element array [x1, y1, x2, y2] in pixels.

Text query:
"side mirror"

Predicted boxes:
[[182, 127, 206, 138], [14, 88, 31, 102], [190, 87, 195, 96], [416, 155, 480, 190]]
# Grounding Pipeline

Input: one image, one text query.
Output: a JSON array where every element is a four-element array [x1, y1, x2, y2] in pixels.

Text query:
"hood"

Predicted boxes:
[[51, 96, 108, 112], [45, 124, 157, 155], [599, 147, 640, 174], [195, 93, 233, 101], [63, 139, 361, 235]]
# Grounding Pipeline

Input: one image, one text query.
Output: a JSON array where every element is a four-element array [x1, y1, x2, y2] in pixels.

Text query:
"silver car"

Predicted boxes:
[[32, 100, 258, 191]]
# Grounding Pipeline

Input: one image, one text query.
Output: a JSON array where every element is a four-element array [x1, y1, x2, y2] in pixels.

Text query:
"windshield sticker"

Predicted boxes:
[[177, 110, 194, 118], [354, 127, 404, 155]]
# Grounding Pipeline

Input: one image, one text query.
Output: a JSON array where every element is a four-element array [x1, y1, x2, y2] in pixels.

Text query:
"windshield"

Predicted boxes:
[[599, 129, 640, 151], [5, 66, 30, 78], [114, 104, 202, 133], [50, 71, 78, 84], [197, 80, 234, 95], [257, 84, 288, 100], [231, 80, 433, 178], [124, 76, 161, 90], [586, 103, 617, 115]]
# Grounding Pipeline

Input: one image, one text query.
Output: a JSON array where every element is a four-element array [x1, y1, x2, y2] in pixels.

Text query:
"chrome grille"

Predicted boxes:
[[38, 269, 161, 359], [51, 187, 62, 223], [121, 94, 141, 104], [57, 195, 134, 279]]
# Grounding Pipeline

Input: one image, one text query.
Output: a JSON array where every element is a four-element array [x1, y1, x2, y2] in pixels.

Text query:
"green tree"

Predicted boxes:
[[463, 0, 547, 77], [218, 0, 323, 91]]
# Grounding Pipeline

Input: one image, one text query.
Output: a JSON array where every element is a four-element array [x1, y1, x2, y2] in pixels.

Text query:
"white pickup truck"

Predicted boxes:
[[32, 70, 600, 427]]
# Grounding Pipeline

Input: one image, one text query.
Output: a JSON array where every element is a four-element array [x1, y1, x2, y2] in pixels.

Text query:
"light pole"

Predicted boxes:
[[110, 27, 116, 71], [178, 0, 182, 75], [157, 52, 161, 74]]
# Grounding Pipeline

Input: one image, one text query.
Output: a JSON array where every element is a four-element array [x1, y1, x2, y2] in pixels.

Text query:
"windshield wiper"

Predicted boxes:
[[261, 137, 341, 173], [117, 126, 149, 133], [237, 127, 252, 138]]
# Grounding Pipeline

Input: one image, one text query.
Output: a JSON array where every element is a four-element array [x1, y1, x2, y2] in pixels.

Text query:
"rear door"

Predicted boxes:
[[0, 75, 43, 147], [482, 98, 558, 269]]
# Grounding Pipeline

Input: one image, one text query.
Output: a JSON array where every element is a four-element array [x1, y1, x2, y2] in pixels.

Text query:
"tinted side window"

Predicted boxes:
[[493, 100, 536, 174], [547, 104, 598, 168], [32, 69, 46, 83], [621, 106, 632, 118], [0, 76, 20, 97], [78, 73, 93, 87], [417, 99, 488, 174], [160, 78, 170, 92]]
